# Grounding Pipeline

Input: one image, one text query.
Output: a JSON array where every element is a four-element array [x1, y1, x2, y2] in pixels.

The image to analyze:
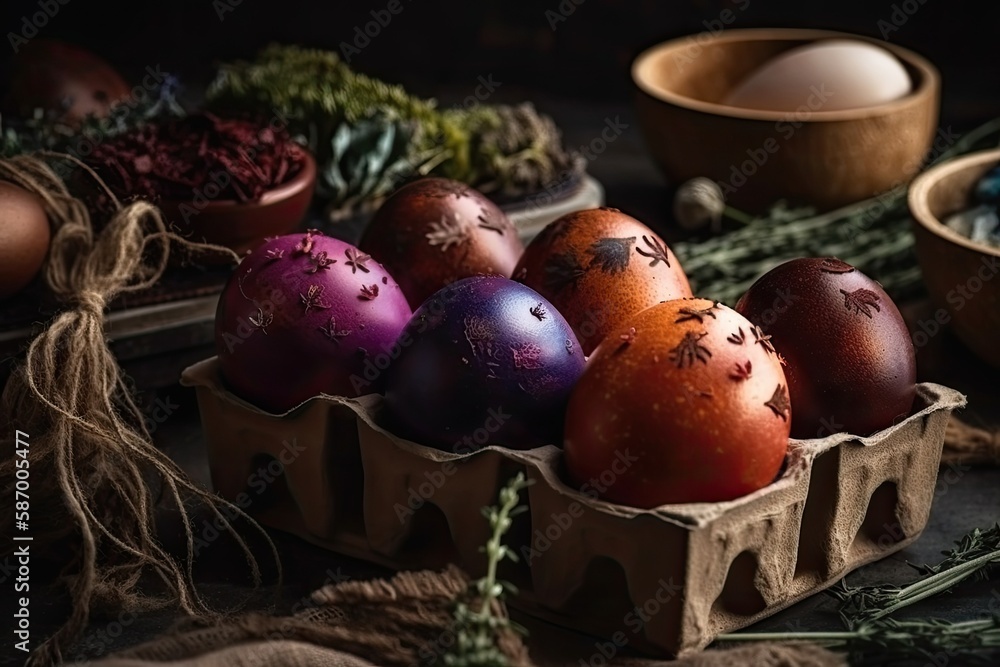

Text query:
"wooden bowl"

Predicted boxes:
[[632, 28, 940, 212], [158, 147, 317, 264], [908, 149, 1000, 368]]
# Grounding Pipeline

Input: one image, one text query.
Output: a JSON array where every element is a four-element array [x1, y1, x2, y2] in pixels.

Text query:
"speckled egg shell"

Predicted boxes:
[[384, 276, 586, 452], [564, 298, 791, 507], [6, 39, 130, 123], [359, 178, 524, 308], [514, 207, 692, 355], [735, 257, 916, 438], [215, 231, 413, 413]]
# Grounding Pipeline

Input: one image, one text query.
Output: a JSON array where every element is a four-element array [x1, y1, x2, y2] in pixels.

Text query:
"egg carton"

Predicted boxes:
[[180, 357, 966, 657]]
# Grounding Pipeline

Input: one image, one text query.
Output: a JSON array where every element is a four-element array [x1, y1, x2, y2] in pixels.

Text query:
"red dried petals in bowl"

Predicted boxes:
[[85, 112, 303, 204]]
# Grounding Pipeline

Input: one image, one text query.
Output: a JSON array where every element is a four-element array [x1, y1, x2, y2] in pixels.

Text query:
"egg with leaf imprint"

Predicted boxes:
[[735, 257, 916, 438], [383, 276, 585, 452], [564, 298, 791, 507], [215, 231, 413, 414], [359, 177, 524, 309], [514, 207, 692, 355]]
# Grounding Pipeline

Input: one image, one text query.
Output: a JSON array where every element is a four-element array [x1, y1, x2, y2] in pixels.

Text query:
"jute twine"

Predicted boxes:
[[0, 153, 280, 666]]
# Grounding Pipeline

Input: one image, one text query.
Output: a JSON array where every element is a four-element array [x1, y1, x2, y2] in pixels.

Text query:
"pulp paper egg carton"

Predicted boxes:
[[181, 357, 966, 656]]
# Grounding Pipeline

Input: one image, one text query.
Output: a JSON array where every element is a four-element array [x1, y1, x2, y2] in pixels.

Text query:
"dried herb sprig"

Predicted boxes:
[[673, 117, 1000, 305], [205, 45, 454, 176], [460, 102, 584, 199], [436, 472, 533, 667], [717, 616, 1000, 665], [716, 524, 1000, 664], [913, 523, 1000, 577], [831, 524, 1000, 626]]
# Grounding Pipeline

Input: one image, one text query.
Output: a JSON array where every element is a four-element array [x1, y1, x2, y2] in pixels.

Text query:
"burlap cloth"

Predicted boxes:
[[82, 564, 845, 667], [90, 643, 844, 667], [942, 415, 1000, 466]]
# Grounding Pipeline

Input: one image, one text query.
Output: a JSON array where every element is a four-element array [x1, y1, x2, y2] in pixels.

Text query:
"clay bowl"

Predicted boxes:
[[631, 28, 940, 212], [158, 146, 316, 264], [908, 149, 1000, 368]]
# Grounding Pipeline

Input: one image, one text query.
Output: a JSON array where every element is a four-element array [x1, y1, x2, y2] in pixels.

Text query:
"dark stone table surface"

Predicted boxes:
[[3, 96, 1000, 666]]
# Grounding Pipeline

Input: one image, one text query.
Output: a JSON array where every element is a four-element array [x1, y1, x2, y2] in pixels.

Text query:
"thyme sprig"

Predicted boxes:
[[673, 117, 1000, 305], [831, 524, 1000, 626], [913, 524, 1000, 577], [717, 524, 1000, 664], [436, 472, 533, 667], [717, 616, 1000, 665]]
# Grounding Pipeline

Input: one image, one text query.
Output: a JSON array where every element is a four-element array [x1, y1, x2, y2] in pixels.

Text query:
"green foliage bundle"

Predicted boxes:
[[205, 44, 582, 213]]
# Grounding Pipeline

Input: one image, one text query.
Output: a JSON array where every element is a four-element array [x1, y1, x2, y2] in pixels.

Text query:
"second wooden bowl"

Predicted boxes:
[[908, 149, 1000, 368]]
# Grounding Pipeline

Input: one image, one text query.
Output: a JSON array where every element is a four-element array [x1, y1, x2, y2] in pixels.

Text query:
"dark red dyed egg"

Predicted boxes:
[[514, 207, 692, 355], [358, 178, 524, 308], [735, 257, 916, 438]]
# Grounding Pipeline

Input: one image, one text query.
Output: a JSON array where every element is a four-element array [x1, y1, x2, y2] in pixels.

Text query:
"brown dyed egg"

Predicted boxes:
[[358, 178, 523, 308], [735, 257, 916, 439], [564, 298, 791, 507], [0, 181, 50, 300], [514, 207, 692, 355], [4, 40, 130, 124]]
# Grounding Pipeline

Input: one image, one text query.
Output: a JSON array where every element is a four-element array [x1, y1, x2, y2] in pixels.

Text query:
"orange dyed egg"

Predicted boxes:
[[514, 207, 692, 355], [564, 298, 791, 507]]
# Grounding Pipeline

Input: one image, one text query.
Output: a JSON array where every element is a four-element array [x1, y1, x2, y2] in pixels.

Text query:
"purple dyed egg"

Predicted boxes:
[[215, 230, 413, 413], [384, 276, 586, 452]]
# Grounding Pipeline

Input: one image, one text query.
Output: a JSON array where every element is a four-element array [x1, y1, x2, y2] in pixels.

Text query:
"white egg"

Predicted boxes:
[[723, 39, 913, 112]]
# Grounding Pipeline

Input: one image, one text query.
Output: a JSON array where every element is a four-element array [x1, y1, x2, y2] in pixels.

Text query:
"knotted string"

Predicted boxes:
[[0, 152, 281, 665]]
